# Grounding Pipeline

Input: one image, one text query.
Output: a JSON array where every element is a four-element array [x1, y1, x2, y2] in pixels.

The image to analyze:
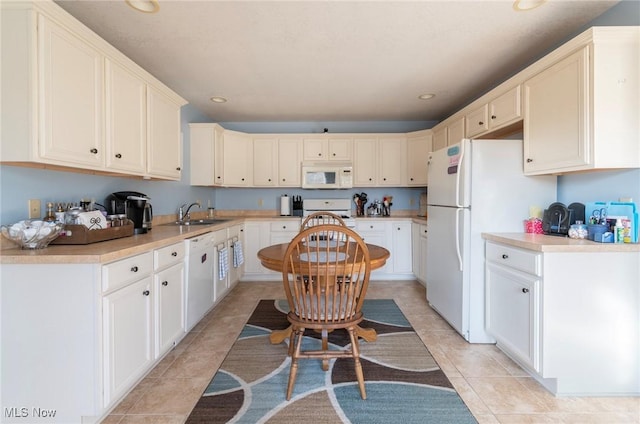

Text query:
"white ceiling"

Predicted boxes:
[[54, 0, 618, 123]]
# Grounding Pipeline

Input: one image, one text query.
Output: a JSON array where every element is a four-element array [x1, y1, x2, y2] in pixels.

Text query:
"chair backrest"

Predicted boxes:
[[282, 224, 371, 325], [300, 211, 347, 230]]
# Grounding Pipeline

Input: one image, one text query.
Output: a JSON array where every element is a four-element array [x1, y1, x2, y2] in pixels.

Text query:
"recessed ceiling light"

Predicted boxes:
[[513, 0, 546, 11], [418, 93, 435, 100], [125, 0, 160, 13], [210, 96, 228, 103]]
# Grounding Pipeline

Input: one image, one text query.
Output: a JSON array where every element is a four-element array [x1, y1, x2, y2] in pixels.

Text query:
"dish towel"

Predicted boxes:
[[218, 247, 229, 280], [233, 240, 244, 267]]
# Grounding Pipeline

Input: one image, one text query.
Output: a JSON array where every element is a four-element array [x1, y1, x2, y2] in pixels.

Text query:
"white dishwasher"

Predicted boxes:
[[185, 232, 215, 331]]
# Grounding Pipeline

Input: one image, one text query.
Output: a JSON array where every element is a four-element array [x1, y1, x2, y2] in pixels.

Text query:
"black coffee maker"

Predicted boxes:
[[105, 191, 151, 234]]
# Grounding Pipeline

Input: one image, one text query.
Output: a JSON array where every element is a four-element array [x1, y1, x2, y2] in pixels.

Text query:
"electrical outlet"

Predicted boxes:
[[410, 198, 415, 207], [258, 198, 263, 207], [28, 199, 41, 219], [196, 199, 202, 207]]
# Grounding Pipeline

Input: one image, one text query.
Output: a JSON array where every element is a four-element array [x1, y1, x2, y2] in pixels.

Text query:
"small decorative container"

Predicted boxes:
[[568, 221, 588, 239], [1, 220, 65, 249], [524, 218, 544, 234]]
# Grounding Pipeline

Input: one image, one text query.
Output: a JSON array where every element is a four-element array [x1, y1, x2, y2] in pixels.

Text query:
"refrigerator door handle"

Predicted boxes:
[[455, 207, 463, 271], [455, 140, 466, 208]]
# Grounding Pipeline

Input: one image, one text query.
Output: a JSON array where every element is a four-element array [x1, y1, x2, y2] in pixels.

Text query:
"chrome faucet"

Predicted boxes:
[[178, 202, 201, 222]]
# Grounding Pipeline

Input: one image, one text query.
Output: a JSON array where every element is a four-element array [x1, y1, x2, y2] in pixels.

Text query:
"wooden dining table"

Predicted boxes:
[[257, 241, 390, 345]]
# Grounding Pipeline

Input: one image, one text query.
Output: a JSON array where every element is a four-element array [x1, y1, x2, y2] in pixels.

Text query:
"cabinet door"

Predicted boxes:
[[489, 85, 522, 130], [39, 15, 104, 168], [147, 86, 182, 179], [411, 223, 421, 279], [328, 138, 352, 160], [486, 263, 539, 371], [447, 117, 465, 146], [155, 263, 185, 357], [303, 138, 326, 160], [419, 229, 428, 283], [103, 277, 153, 406], [278, 138, 303, 186], [242, 221, 272, 275], [465, 104, 489, 138], [391, 221, 412, 273], [105, 59, 146, 174], [253, 138, 277, 186], [432, 126, 447, 152], [223, 131, 252, 186], [524, 47, 589, 174], [353, 138, 377, 186], [189, 125, 216, 185], [406, 132, 431, 186], [378, 137, 406, 186]]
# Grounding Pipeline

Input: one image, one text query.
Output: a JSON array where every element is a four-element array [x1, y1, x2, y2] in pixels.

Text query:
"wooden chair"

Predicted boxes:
[[300, 211, 347, 230], [281, 224, 371, 400]]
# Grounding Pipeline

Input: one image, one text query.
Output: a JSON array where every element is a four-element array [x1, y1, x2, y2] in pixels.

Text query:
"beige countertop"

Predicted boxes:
[[0, 219, 243, 265], [1, 213, 426, 265], [483, 232, 640, 253]]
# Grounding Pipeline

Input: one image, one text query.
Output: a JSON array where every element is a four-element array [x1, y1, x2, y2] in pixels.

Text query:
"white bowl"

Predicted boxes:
[[1, 220, 65, 249]]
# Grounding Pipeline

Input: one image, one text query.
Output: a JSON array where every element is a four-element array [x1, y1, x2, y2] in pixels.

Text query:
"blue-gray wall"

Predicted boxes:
[[1, 1, 638, 225]]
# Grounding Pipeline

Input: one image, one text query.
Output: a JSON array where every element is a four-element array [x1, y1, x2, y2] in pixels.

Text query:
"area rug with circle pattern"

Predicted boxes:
[[185, 299, 477, 423]]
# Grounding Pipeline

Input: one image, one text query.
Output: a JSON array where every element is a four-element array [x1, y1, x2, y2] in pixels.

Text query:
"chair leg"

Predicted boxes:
[[347, 327, 367, 400], [287, 328, 296, 357], [286, 327, 304, 400], [321, 329, 329, 371]]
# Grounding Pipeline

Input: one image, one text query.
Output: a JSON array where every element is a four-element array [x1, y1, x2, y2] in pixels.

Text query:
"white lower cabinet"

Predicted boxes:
[[103, 276, 153, 407], [485, 240, 640, 395], [390, 221, 412, 274], [411, 222, 428, 283], [486, 259, 540, 372], [153, 242, 186, 358], [241, 218, 301, 281]]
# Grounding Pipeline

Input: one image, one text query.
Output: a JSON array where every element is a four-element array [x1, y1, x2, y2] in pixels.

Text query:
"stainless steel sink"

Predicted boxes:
[[165, 219, 230, 226]]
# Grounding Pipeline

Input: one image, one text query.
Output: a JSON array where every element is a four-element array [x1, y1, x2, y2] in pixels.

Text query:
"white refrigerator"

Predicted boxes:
[[426, 139, 556, 343]]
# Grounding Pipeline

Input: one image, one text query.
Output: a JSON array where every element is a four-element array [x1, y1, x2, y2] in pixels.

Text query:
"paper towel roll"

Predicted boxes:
[[280, 195, 291, 216]]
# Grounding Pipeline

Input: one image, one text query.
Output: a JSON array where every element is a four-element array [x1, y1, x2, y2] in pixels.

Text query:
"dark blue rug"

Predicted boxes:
[[186, 299, 477, 423]]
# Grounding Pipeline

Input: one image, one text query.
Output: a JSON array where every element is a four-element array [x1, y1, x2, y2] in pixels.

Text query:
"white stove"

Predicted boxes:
[[302, 198, 355, 228]]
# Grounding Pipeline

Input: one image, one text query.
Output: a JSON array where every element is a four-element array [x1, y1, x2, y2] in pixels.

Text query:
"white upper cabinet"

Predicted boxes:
[[278, 138, 303, 186], [303, 137, 352, 161], [447, 117, 465, 146], [353, 138, 378, 186], [432, 126, 447, 152], [38, 14, 104, 169], [146, 86, 184, 180], [222, 130, 252, 186], [105, 58, 146, 175], [524, 27, 640, 175], [253, 138, 278, 186], [378, 136, 407, 186], [524, 48, 588, 174], [353, 135, 413, 187], [406, 130, 432, 186], [466, 85, 522, 138], [0, 1, 186, 179]]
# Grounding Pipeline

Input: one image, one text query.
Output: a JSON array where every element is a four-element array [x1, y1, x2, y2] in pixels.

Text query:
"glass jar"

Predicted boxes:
[[568, 221, 588, 239]]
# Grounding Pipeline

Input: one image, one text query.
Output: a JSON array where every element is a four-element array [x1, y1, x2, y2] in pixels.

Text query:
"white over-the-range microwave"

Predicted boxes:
[[301, 162, 353, 189]]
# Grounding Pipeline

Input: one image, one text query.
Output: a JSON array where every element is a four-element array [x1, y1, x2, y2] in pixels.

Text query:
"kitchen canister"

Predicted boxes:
[[568, 221, 588, 239]]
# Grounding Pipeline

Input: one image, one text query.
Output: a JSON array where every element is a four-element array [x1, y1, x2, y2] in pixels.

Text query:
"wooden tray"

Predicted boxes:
[[50, 222, 134, 245]]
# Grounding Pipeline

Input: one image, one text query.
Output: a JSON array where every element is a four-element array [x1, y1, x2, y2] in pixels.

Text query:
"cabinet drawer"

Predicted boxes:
[[102, 251, 153, 292], [486, 242, 541, 276], [154, 242, 186, 270], [355, 221, 386, 232], [270, 221, 299, 232]]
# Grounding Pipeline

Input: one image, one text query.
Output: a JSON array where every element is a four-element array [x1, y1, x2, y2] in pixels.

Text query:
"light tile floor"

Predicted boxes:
[[104, 281, 640, 424]]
